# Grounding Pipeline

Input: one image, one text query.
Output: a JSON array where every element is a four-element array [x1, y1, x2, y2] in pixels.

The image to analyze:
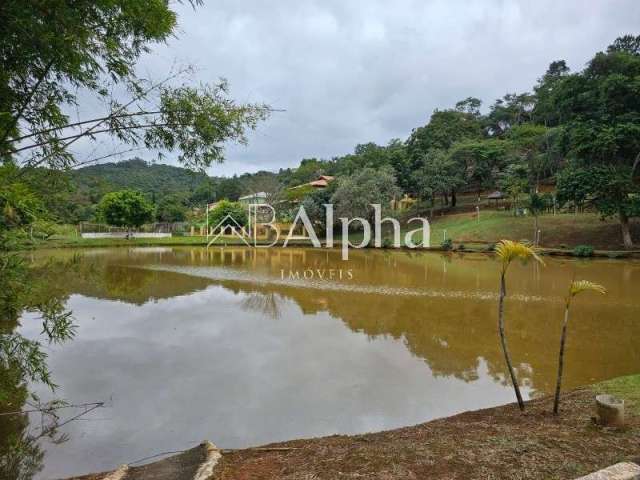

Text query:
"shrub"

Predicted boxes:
[[98, 190, 154, 229], [573, 245, 594, 257], [209, 200, 248, 228], [441, 238, 453, 250]]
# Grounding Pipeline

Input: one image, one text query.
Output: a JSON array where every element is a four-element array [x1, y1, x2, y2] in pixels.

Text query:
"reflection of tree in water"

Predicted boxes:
[[216, 274, 640, 396], [240, 292, 283, 320], [0, 254, 83, 479], [0, 365, 44, 480], [49, 260, 214, 306], [35, 247, 640, 397]]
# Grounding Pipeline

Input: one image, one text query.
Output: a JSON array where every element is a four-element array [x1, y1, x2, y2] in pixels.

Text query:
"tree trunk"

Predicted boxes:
[[498, 273, 525, 411], [619, 211, 633, 249], [553, 306, 570, 414], [450, 189, 457, 207], [533, 215, 539, 246], [443, 191, 449, 206]]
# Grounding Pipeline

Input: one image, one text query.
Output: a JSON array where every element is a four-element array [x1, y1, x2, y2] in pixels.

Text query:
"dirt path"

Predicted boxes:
[[213, 388, 639, 480]]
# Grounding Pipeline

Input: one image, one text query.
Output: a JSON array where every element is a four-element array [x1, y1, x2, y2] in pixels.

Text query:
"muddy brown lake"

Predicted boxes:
[[13, 247, 640, 479]]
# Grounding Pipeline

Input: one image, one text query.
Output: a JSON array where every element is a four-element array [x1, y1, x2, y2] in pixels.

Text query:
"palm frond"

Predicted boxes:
[[495, 240, 545, 268], [570, 280, 607, 297]]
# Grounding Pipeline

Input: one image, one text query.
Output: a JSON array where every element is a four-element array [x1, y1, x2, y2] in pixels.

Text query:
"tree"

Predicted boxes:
[[533, 60, 570, 126], [330, 167, 400, 223], [413, 149, 463, 206], [408, 109, 482, 205], [557, 164, 640, 248], [547, 35, 640, 246], [485, 92, 536, 136], [97, 190, 154, 231], [607, 34, 640, 55], [495, 241, 544, 411], [244, 171, 283, 204], [300, 183, 336, 231], [0, 1, 269, 173], [447, 139, 509, 195], [208, 200, 247, 228], [527, 193, 546, 245], [408, 109, 482, 155], [553, 281, 606, 414], [189, 178, 216, 206], [455, 97, 482, 117], [507, 124, 561, 191], [0, 164, 44, 238], [216, 176, 244, 202], [384, 139, 416, 194], [0, 3, 269, 465], [498, 162, 529, 214], [283, 158, 330, 187], [156, 194, 187, 222]]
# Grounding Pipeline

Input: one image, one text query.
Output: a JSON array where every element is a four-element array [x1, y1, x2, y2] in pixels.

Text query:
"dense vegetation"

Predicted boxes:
[[20, 34, 639, 249]]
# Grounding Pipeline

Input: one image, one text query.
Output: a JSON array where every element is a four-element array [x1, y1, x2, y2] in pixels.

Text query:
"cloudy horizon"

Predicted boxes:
[[121, 0, 640, 176]]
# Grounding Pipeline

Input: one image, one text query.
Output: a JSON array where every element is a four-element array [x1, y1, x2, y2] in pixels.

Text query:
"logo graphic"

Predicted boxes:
[[207, 214, 251, 247], [207, 203, 430, 260]]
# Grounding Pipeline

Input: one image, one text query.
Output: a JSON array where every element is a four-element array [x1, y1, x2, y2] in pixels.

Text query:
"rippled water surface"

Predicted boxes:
[[11, 247, 640, 478]]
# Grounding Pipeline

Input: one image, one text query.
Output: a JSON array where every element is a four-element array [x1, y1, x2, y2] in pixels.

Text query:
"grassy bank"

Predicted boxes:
[[212, 375, 639, 480], [429, 211, 640, 250], [25, 211, 640, 254]]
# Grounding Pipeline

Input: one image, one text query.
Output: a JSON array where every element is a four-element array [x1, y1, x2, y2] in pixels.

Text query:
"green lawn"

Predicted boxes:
[[428, 211, 638, 250], [29, 210, 639, 251], [594, 374, 640, 416], [338, 211, 637, 250]]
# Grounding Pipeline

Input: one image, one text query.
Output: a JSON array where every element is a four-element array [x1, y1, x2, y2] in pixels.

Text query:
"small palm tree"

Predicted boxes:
[[553, 280, 606, 414], [495, 240, 544, 411]]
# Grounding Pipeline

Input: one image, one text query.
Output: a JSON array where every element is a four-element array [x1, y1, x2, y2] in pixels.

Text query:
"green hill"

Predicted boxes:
[[24, 158, 217, 224], [72, 158, 210, 202]]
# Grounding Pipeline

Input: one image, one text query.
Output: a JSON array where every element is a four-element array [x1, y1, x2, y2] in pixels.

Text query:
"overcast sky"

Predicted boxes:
[[132, 0, 640, 176]]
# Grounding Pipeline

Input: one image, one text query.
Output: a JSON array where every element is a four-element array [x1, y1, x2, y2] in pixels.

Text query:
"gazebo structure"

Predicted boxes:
[[486, 190, 505, 206]]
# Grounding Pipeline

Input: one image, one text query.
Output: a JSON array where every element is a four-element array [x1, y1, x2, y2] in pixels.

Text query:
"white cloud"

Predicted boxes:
[[83, 0, 640, 176]]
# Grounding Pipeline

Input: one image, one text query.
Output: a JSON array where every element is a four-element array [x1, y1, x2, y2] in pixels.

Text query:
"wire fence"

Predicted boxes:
[[79, 222, 189, 234]]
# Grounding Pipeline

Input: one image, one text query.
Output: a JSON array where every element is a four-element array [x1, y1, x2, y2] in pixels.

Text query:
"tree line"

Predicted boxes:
[[7, 33, 639, 247], [229, 34, 640, 247]]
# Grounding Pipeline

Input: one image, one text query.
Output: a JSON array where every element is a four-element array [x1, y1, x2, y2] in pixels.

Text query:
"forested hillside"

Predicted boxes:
[[23, 159, 216, 223], [73, 158, 209, 201]]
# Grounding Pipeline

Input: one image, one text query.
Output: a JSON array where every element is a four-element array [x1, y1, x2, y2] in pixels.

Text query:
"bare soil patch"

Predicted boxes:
[[213, 388, 639, 480]]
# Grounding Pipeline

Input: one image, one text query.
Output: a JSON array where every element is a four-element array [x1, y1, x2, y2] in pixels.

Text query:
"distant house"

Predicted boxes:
[[238, 192, 268, 205], [307, 175, 335, 188], [286, 175, 336, 202]]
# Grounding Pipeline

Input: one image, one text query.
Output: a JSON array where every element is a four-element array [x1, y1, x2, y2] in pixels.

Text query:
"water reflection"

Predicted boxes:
[[10, 246, 640, 479]]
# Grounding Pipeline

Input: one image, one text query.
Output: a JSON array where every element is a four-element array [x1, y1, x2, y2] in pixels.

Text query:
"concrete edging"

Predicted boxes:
[[576, 462, 640, 480]]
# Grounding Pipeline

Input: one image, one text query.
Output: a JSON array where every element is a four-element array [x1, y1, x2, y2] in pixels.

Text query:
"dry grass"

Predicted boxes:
[[213, 387, 640, 480]]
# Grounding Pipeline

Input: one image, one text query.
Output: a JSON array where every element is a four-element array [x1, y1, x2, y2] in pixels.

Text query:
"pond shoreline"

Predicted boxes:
[[67, 375, 639, 480], [14, 236, 640, 260]]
